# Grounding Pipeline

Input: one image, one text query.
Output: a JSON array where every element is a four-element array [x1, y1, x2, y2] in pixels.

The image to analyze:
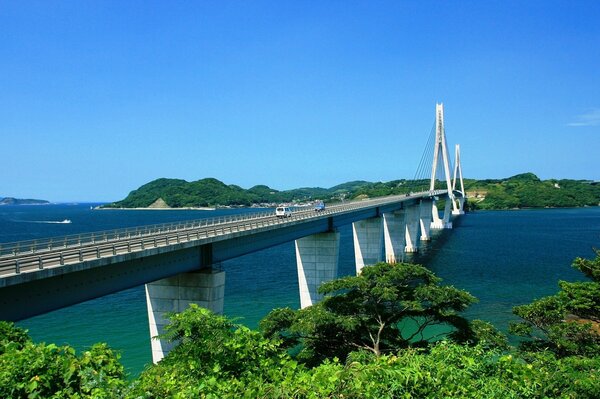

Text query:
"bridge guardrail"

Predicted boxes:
[[0, 209, 278, 258], [0, 190, 447, 277]]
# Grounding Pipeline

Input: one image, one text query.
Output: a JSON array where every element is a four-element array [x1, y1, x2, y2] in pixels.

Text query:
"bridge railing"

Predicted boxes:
[[0, 209, 275, 258], [0, 190, 448, 276]]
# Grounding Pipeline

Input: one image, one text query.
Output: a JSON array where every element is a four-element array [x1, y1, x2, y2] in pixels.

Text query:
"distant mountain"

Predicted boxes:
[[101, 174, 600, 210], [0, 197, 50, 206]]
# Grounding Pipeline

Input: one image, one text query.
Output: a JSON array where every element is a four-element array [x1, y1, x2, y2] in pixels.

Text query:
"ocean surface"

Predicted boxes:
[[1, 204, 599, 377]]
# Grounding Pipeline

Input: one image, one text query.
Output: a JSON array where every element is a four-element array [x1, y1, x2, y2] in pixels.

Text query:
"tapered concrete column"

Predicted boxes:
[[383, 210, 405, 263], [431, 199, 453, 229], [404, 204, 420, 253], [383, 211, 405, 263], [452, 197, 465, 215], [353, 217, 383, 274], [296, 232, 340, 309], [442, 199, 453, 228], [146, 268, 225, 363], [431, 201, 443, 229], [419, 199, 433, 241]]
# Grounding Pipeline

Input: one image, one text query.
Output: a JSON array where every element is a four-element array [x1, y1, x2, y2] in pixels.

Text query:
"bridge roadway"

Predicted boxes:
[[0, 190, 447, 321]]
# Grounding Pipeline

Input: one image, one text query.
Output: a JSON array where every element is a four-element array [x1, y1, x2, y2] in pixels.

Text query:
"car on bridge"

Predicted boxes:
[[275, 206, 292, 218], [314, 200, 325, 212]]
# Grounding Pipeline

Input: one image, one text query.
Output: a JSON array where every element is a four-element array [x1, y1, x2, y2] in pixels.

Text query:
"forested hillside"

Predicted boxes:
[[463, 173, 600, 209], [102, 173, 600, 210]]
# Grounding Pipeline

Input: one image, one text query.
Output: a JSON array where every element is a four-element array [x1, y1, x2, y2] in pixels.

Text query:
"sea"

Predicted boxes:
[[1, 204, 599, 377]]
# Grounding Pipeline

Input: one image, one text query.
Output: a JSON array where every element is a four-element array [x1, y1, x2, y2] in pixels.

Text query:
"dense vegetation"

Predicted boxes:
[[102, 173, 599, 209], [463, 173, 600, 210], [102, 178, 335, 208], [0, 323, 125, 398], [2, 251, 599, 397], [509, 249, 600, 357], [259, 263, 477, 366]]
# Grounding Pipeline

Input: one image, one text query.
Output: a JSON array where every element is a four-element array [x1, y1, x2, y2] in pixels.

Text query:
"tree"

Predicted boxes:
[[510, 249, 600, 356], [130, 305, 293, 398], [261, 262, 476, 365], [0, 321, 29, 353], [132, 319, 600, 398], [0, 322, 125, 398]]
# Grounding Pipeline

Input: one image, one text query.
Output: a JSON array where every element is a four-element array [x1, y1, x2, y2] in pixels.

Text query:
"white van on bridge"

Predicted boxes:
[[275, 206, 292, 218]]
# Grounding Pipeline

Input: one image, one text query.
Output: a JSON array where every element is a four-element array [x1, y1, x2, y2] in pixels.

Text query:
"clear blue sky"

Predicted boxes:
[[1, 1, 599, 202]]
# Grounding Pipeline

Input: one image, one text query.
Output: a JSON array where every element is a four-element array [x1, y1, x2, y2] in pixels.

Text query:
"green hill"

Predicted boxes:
[[102, 174, 600, 210], [103, 178, 333, 208], [463, 173, 600, 209]]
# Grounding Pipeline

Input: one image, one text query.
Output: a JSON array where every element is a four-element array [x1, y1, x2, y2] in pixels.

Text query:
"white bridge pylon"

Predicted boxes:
[[452, 143, 465, 215], [429, 103, 464, 228]]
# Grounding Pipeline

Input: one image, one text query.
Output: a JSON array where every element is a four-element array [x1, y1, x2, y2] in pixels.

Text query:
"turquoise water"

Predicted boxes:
[[1, 205, 599, 376]]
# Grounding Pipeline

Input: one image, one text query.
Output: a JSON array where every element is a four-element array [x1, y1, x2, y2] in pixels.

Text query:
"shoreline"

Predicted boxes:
[[94, 206, 216, 211], [467, 204, 599, 212]]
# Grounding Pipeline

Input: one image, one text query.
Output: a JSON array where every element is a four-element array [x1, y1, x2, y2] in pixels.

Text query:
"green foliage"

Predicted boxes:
[[131, 321, 600, 398], [466, 173, 600, 210], [129, 305, 600, 398], [469, 319, 509, 350], [103, 173, 599, 209], [0, 322, 125, 398], [261, 262, 477, 365], [129, 305, 291, 398], [3, 253, 600, 397], [510, 249, 600, 357], [103, 177, 338, 208], [0, 321, 30, 353], [573, 249, 600, 281]]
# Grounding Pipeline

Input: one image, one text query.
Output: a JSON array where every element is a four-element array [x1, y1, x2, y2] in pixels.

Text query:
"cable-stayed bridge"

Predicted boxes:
[[0, 103, 465, 362]]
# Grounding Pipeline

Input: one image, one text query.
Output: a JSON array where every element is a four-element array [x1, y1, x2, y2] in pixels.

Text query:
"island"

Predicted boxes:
[[101, 173, 600, 210], [0, 197, 50, 206]]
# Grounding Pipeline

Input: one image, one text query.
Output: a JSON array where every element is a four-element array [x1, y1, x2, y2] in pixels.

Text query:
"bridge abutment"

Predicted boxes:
[[145, 268, 225, 363], [295, 231, 340, 309], [383, 211, 405, 263], [352, 218, 383, 274]]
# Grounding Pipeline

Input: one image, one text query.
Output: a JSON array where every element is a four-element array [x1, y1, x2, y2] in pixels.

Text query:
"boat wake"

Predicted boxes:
[[24, 219, 72, 224]]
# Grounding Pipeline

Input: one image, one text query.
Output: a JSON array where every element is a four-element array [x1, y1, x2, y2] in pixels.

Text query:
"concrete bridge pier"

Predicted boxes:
[[145, 268, 226, 363], [419, 199, 433, 241], [296, 231, 340, 309], [404, 204, 420, 253], [383, 211, 405, 263], [352, 217, 383, 274], [431, 199, 453, 229], [452, 197, 465, 215]]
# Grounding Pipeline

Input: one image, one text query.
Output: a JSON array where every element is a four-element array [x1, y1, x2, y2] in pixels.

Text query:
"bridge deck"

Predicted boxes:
[[0, 190, 447, 286]]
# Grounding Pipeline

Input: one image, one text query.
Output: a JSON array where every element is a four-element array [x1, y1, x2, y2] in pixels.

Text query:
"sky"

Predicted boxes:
[[1, 1, 599, 202]]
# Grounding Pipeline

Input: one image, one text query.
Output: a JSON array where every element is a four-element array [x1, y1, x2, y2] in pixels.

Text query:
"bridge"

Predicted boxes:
[[0, 103, 465, 362]]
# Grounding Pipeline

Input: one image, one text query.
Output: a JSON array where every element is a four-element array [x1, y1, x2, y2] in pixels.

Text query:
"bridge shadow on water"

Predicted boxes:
[[404, 215, 463, 267]]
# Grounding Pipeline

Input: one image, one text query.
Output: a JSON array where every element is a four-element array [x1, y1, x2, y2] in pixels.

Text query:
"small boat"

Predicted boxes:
[[59, 219, 72, 224]]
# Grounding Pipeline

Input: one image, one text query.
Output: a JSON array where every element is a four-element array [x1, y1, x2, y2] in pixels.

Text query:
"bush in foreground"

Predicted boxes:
[[0, 321, 125, 398]]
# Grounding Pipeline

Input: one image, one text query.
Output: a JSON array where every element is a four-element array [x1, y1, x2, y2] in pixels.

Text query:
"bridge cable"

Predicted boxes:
[[408, 120, 436, 193]]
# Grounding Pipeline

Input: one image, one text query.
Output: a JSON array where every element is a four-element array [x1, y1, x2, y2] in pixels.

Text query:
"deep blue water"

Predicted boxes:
[[1, 204, 599, 376]]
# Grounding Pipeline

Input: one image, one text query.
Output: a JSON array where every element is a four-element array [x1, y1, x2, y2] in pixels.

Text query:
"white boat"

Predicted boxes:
[[59, 219, 72, 224]]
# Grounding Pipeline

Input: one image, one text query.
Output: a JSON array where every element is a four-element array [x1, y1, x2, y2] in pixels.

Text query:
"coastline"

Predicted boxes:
[[94, 206, 216, 211], [468, 204, 599, 212]]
